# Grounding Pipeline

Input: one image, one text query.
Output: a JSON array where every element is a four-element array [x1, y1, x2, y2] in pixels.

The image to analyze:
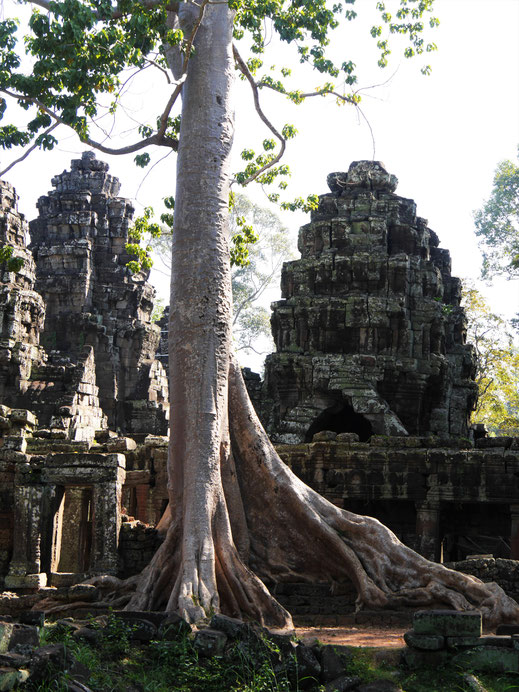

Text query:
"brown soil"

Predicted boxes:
[[295, 625, 406, 649]]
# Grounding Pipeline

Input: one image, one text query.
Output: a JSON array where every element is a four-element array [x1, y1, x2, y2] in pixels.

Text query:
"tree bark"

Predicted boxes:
[[126, 1, 519, 630]]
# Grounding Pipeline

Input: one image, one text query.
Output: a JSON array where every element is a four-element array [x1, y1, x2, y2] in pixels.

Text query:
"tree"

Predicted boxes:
[[474, 147, 519, 280], [462, 283, 519, 436], [149, 193, 295, 357], [2, 0, 519, 627]]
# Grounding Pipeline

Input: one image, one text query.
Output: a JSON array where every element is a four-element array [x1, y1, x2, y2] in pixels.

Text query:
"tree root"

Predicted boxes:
[[227, 358, 519, 628]]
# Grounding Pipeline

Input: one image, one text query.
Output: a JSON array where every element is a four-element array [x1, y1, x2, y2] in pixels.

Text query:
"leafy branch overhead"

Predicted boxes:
[[1, 0, 438, 195]]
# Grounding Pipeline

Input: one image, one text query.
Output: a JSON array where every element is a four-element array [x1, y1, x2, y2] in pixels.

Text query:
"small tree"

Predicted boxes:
[[231, 195, 295, 357], [463, 283, 519, 436], [474, 147, 519, 281]]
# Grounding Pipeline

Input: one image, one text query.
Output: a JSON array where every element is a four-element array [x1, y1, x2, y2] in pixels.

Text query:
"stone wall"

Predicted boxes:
[[446, 558, 519, 605], [277, 434, 519, 562]]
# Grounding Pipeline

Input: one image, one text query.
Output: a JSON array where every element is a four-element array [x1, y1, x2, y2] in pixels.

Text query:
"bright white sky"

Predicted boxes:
[[2, 0, 518, 370]]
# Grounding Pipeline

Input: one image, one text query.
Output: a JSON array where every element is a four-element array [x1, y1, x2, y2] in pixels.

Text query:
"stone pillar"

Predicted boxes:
[[415, 500, 440, 562], [510, 504, 519, 560], [5, 483, 47, 588], [90, 455, 125, 574]]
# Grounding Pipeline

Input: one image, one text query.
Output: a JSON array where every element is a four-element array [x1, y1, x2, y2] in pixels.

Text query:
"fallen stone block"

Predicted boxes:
[[413, 610, 482, 637], [404, 630, 444, 651], [0, 667, 30, 691], [453, 646, 519, 674], [324, 675, 361, 692], [319, 644, 348, 681], [445, 635, 481, 650], [193, 629, 227, 657]]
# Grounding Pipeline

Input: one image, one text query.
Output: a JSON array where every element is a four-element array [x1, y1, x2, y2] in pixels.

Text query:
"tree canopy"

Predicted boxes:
[[1, 0, 439, 184], [463, 283, 519, 436], [474, 146, 519, 281]]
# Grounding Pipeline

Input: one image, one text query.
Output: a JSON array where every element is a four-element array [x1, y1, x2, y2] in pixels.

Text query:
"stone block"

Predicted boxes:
[[0, 625, 14, 654], [313, 431, 337, 442], [28, 644, 66, 682], [68, 584, 98, 602], [158, 614, 192, 640], [4, 574, 47, 590], [404, 630, 444, 650], [452, 646, 519, 673], [210, 614, 251, 640], [445, 635, 481, 650], [325, 675, 362, 692], [480, 635, 513, 648], [49, 572, 86, 588], [9, 410, 37, 427], [18, 612, 45, 627], [402, 647, 450, 669], [336, 433, 359, 444], [413, 610, 482, 637], [320, 644, 348, 681], [0, 667, 30, 690], [193, 628, 227, 657], [7, 624, 39, 652]]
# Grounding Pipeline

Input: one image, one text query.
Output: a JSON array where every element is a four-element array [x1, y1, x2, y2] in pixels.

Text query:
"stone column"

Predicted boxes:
[[5, 483, 47, 588], [510, 504, 519, 560], [90, 455, 125, 574], [415, 500, 440, 562]]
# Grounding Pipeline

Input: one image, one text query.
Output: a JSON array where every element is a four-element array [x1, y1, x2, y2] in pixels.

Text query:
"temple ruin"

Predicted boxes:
[[260, 161, 477, 443], [0, 155, 518, 603]]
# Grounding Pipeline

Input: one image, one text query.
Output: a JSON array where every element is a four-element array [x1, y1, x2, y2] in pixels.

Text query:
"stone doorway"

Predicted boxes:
[[39, 486, 94, 576], [57, 486, 93, 574], [305, 401, 373, 442], [439, 502, 511, 562]]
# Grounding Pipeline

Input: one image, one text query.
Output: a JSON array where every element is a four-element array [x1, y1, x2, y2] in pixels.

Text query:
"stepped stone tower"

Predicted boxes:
[[29, 152, 168, 433], [0, 180, 46, 399], [263, 161, 477, 443]]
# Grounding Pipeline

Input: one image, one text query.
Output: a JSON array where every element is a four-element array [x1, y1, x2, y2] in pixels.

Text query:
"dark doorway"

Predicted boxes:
[[305, 401, 373, 442], [439, 502, 510, 562]]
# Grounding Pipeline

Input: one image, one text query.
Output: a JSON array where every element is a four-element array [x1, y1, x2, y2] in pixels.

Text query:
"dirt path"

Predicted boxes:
[[295, 625, 406, 649]]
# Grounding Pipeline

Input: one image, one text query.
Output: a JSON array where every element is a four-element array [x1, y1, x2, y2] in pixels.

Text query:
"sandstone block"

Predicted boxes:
[[413, 609, 482, 637]]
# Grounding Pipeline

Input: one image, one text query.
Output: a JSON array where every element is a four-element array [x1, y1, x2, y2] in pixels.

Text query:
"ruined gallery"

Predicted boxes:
[[1, 154, 518, 615]]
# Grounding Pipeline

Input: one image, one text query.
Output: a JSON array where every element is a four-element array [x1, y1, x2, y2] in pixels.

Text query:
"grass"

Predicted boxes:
[[18, 617, 519, 691]]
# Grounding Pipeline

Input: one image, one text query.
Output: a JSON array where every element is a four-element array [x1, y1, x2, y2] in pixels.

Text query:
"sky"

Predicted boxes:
[[1, 0, 518, 370]]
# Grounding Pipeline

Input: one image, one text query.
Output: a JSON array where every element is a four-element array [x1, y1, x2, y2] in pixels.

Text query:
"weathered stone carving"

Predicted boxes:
[[262, 161, 478, 443]]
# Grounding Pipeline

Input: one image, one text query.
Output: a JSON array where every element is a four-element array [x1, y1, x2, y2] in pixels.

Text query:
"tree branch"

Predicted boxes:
[[0, 122, 59, 177], [1, 88, 178, 156], [232, 44, 286, 186], [27, 0, 179, 21]]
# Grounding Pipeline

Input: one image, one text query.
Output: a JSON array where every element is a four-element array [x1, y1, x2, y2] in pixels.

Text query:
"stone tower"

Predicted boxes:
[[263, 161, 477, 443], [29, 152, 168, 433], [0, 179, 46, 399]]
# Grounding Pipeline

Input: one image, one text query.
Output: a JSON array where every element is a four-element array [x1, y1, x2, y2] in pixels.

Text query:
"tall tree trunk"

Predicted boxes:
[[127, 1, 519, 629], [128, 0, 291, 628]]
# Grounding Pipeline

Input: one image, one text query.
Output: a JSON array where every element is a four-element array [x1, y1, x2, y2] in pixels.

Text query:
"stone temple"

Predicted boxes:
[[260, 161, 477, 443], [0, 155, 518, 615]]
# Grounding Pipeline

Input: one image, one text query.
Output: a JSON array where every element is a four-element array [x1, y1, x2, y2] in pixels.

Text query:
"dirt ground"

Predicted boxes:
[[295, 625, 406, 649]]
